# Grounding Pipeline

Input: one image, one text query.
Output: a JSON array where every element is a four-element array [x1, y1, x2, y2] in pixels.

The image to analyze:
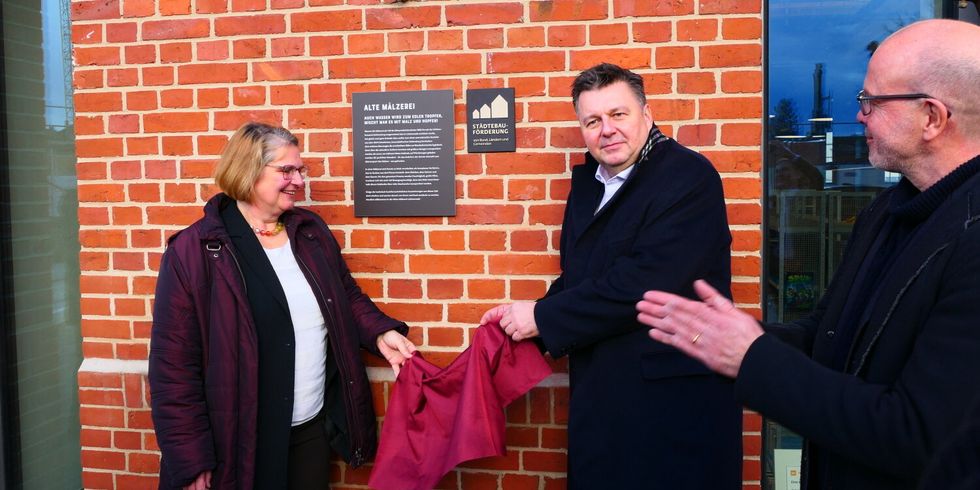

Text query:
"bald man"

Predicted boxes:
[[637, 19, 980, 490]]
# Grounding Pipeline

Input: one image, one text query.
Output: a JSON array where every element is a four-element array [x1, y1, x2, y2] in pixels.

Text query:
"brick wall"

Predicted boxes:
[[70, 0, 764, 488]]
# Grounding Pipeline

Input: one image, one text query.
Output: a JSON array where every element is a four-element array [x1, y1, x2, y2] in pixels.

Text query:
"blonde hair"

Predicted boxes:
[[214, 122, 299, 202]]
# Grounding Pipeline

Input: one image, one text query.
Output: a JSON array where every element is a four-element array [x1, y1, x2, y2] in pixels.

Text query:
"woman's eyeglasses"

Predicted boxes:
[[266, 164, 309, 179]]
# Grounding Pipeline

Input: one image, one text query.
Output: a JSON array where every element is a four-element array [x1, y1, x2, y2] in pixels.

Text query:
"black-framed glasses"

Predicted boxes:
[[856, 89, 950, 117], [266, 164, 309, 179]]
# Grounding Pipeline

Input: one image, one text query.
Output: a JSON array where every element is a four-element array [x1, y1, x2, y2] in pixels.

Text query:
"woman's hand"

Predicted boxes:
[[376, 330, 417, 377], [184, 471, 211, 490]]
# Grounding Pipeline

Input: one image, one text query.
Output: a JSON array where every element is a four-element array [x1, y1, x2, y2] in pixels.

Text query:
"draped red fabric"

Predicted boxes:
[[368, 323, 552, 490]]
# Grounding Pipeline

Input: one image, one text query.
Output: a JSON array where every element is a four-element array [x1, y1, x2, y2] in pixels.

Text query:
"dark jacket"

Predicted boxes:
[[149, 194, 406, 489], [534, 138, 742, 489], [737, 156, 980, 489]]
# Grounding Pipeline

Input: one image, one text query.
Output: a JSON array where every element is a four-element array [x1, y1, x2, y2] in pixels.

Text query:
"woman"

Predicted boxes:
[[149, 122, 416, 490]]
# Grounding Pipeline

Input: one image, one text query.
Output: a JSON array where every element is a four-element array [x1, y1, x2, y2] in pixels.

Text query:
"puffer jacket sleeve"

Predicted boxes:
[[148, 245, 216, 487]]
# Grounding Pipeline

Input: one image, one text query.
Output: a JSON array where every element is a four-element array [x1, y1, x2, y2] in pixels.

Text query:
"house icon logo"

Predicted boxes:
[[471, 94, 509, 120]]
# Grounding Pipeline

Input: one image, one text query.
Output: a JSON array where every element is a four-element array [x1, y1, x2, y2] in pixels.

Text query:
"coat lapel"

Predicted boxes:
[[221, 202, 291, 316], [850, 184, 980, 374]]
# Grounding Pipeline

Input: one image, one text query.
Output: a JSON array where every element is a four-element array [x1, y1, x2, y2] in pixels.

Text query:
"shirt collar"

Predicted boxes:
[[595, 162, 635, 184]]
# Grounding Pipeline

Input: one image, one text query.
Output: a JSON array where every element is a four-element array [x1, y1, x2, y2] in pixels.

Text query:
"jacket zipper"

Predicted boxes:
[[294, 246, 367, 466]]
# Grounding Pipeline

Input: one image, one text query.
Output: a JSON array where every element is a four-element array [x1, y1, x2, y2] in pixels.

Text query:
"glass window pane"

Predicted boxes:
[[763, 2, 945, 489], [1, 0, 81, 486]]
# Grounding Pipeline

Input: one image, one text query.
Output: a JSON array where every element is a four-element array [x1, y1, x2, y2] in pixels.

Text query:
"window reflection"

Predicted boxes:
[[763, 2, 942, 489]]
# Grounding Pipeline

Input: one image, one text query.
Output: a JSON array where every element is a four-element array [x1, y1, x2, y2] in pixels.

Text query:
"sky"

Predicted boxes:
[[768, 0, 932, 136]]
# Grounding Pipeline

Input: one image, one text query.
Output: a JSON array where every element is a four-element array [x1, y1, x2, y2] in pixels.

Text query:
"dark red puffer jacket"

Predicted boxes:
[[149, 193, 406, 489]]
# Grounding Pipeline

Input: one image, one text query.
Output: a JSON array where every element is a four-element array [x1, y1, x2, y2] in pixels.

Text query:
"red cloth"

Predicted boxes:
[[368, 323, 552, 490]]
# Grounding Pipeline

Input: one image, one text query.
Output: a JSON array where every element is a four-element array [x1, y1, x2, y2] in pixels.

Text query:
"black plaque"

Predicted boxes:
[[353, 90, 456, 217], [466, 88, 516, 153]]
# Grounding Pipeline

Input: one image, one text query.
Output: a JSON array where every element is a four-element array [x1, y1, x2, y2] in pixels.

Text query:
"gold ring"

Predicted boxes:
[[691, 332, 703, 344]]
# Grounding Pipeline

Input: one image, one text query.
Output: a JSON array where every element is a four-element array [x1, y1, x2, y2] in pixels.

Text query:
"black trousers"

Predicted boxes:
[[288, 410, 331, 490]]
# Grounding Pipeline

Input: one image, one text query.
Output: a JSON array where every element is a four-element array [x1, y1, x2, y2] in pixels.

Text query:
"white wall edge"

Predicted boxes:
[[78, 357, 149, 375]]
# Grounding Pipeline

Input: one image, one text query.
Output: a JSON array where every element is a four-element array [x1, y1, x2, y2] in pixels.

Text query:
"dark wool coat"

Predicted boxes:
[[737, 156, 980, 489], [149, 194, 406, 489], [535, 139, 743, 489]]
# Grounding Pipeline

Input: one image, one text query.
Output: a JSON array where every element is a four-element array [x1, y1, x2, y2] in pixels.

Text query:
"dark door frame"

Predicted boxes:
[[0, 2, 25, 487]]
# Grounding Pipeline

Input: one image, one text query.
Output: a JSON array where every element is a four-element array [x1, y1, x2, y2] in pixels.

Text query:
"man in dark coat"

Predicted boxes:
[[637, 19, 980, 490], [483, 63, 742, 489]]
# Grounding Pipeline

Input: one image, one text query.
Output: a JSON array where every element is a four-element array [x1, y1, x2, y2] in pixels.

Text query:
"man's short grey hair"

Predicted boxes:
[[571, 63, 646, 111]]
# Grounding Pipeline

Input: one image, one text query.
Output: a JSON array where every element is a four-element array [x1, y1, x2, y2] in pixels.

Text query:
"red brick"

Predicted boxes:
[[366, 6, 441, 29], [523, 450, 567, 472], [106, 22, 137, 42], [74, 69, 104, 89], [722, 122, 762, 146], [142, 66, 174, 86], [196, 40, 228, 61], [470, 230, 506, 251], [128, 452, 160, 473], [159, 42, 192, 63], [589, 23, 628, 45], [178, 63, 248, 84], [530, 0, 607, 21], [701, 97, 762, 119], [488, 254, 559, 275], [329, 57, 400, 79], [195, 0, 225, 13], [409, 255, 484, 274], [676, 123, 716, 147], [231, 38, 266, 59], [429, 30, 463, 50], [614, 0, 694, 16], [649, 99, 695, 121], [571, 47, 651, 70], [79, 389, 124, 406], [387, 31, 424, 52], [105, 68, 137, 87], [142, 19, 209, 40], [143, 112, 208, 133], [678, 19, 718, 41], [76, 92, 123, 112], [528, 101, 575, 123], [468, 28, 504, 49], [122, 0, 154, 17], [656, 46, 695, 69], [81, 428, 113, 448], [215, 14, 285, 35], [254, 60, 323, 81], [507, 26, 545, 48], [701, 0, 761, 14], [82, 470, 113, 490], [722, 70, 763, 94], [447, 3, 523, 26], [73, 0, 120, 20], [724, 17, 762, 40], [487, 51, 565, 73], [231, 0, 264, 11], [348, 33, 384, 54], [427, 279, 463, 299], [406, 54, 481, 76], [547, 24, 584, 47], [122, 45, 155, 65], [429, 230, 464, 251], [701, 44, 762, 68], [160, 88, 193, 108], [291, 10, 361, 31], [486, 152, 566, 175], [81, 449, 126, 471], [428, 327, 464, 347], [160, 0, 191, 15]]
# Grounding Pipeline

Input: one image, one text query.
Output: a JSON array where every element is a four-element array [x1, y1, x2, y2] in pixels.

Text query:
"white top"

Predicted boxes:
[[594, 163, 636, 214], [264, 239, 328, 426]]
